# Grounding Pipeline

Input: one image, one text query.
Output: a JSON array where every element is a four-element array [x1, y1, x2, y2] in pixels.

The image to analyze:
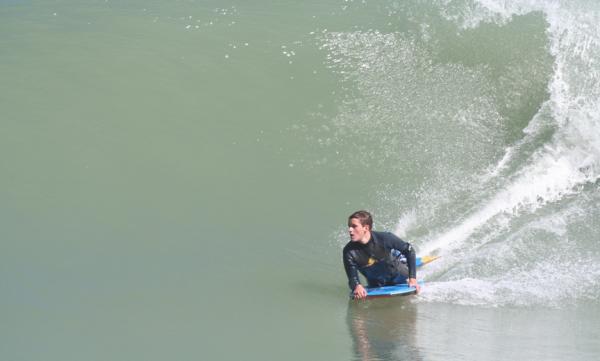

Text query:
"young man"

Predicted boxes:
[[343, 210, 419, 300]]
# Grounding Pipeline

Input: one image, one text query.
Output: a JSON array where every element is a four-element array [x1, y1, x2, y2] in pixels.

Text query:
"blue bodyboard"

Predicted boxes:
[[365, 283, 419, 298], [349, 256, 439, 299]]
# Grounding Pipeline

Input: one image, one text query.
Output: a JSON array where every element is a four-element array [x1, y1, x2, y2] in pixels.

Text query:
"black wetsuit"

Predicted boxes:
[[343, 231, 416, 290]]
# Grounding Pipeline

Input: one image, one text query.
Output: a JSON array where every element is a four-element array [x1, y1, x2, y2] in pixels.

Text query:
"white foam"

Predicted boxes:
[[420, 255, 600, 307]]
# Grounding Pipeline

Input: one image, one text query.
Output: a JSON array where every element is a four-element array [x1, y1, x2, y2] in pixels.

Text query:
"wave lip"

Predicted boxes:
[[413, 0, 600, 306]]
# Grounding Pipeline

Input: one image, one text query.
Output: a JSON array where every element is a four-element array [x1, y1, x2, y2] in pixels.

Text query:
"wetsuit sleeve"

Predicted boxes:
[[343, 248, 361, 290], [385, 233, 417, 279]]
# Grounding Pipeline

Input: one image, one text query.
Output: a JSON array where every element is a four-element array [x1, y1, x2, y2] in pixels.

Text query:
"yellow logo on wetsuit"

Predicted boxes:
[[366, 257, 377, 266]]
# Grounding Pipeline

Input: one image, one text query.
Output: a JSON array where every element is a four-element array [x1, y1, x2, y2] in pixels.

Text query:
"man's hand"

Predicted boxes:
[[408, 278, 420, 294], [353, 284, 367, 300]]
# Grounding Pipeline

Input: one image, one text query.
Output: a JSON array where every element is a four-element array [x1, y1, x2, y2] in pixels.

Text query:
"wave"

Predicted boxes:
[[322, 0, 600, 306], [417, 0, 600, 307]]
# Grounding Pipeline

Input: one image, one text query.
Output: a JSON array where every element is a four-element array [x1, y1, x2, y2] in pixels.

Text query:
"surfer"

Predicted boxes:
[[343, 210, 419, 300]]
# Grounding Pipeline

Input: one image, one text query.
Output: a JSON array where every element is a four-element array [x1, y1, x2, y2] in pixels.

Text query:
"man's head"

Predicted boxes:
[[348, 210, 373, 244]]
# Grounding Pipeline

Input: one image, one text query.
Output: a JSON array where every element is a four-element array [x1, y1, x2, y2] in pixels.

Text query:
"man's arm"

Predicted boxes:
[[384, 233, 417, 280], [343, 248, 362, 291], [391, 236, 420, 292], [343, 248, 369, 300]]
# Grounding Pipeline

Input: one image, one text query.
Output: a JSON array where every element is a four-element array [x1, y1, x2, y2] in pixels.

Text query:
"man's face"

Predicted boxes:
[[348, 218, 370, 243]]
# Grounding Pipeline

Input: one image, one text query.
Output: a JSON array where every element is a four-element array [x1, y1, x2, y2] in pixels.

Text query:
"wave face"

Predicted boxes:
[[322, 0, 600, 307]]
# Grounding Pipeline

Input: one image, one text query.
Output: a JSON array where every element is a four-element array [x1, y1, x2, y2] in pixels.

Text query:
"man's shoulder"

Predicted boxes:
[[372, 231, 404, 244], [342, 241, 362, 253], [372, 230, 393, 236], [372, 230, 397, 240]]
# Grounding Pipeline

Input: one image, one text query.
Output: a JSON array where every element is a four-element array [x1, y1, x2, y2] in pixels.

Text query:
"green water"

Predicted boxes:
[[3, 1, 600, 360]]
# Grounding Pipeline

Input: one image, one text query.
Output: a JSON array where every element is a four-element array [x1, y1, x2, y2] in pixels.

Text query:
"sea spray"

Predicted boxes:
[[416, 0, 600, 306], [322, 0, 600, 307]]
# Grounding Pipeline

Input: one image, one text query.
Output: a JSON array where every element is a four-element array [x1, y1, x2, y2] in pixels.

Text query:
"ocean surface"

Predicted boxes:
[[2, 0, 600, 360]]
